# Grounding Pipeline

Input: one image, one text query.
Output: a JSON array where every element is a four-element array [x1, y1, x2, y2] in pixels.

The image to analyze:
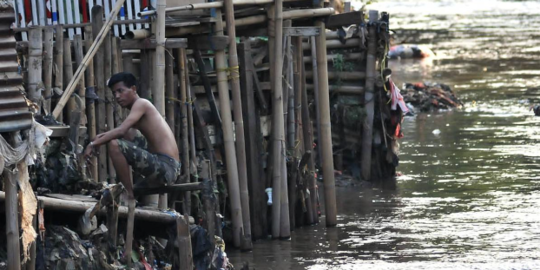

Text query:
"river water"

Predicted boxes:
[[228, 1, 540, 269]]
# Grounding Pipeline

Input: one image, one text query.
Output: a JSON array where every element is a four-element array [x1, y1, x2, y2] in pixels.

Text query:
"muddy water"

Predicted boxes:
[[228, 1, 540, 269]]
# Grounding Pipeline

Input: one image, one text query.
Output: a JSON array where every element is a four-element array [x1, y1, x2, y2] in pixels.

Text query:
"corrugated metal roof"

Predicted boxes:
[[0, 6, 32, 133]]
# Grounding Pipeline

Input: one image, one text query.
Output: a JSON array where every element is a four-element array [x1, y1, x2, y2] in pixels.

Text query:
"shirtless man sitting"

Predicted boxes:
[[83, 72, 181, 201]]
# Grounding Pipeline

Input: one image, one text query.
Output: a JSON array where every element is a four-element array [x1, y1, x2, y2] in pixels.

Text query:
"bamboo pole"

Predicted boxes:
[[52, 0, 128, 119], [112, 37, 123, 125], [310, 36, 323, 173], [224, 0, 253, 249], [165, 50, 175, 130], [43, 28, 53, 114], [28, 28, 43, 113], [104, 32, 116, 183], [91, 6, 109, 184], [73, 35, 86, 125], [63, 38, 75, 123], [177, 215, 194, 269], [185, 62, 195, 214], [315, 20, 337, 227], [214, 9, 244, 248], [177, 48, 191, 214], [272, 0, 290, 239], [361, 11, 379, 181], [5, 164, 21, 270], [84, 25, 98, 181]]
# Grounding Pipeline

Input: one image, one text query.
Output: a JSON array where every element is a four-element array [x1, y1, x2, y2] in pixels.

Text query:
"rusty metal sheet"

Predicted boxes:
[[0, 6, 32, 133]]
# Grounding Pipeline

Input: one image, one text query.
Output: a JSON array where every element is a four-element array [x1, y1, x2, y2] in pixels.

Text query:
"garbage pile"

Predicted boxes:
[[401, 82, 463, 113]]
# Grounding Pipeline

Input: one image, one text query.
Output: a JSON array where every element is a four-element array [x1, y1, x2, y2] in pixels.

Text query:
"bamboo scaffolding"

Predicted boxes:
[[156, 0, 168, 211], [84, 25, 98, 181], [224, 0, 253, 249], [185, 63, 195, 214], [166, 8, 334, 37], [28, 28, 42, 112], [214, 9, 244, 248], [54, 26, 64, 120], [361, 11, 379, 181], [52, 0, 128, 119], [165, 51, 175, 130], [43, 28, 53, 114], [314, 19, 337, 227]]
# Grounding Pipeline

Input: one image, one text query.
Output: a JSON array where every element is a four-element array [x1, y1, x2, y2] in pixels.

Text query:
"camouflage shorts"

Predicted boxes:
[[116, 134, 181, 188]]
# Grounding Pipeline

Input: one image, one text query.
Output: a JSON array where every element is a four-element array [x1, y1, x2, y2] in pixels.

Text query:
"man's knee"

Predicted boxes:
[[108, 140, 121, 154]]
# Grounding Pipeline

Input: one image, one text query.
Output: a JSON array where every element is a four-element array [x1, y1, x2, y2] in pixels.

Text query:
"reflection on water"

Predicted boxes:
[[229, 0, 540, 269]]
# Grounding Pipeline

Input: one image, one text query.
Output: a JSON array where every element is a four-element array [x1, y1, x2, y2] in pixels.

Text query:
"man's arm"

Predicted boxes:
[[91, 100, 146, 147]]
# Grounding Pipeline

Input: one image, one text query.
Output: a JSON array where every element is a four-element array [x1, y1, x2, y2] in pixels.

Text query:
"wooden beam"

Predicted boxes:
[[283, 26, 320, 36], [187, 35, 229, 50], [325, 11, 363, 30]]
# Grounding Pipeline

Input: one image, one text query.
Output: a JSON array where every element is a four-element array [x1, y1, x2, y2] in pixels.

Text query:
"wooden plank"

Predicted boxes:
[[187, 35, 229, 50], [283, 27, 320, 36], [325, 11, 363, 30], [119, 38, 188, 49]]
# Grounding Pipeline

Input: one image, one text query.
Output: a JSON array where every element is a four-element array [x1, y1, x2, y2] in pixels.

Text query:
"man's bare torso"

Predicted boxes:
[[130, 99, 179, 160]]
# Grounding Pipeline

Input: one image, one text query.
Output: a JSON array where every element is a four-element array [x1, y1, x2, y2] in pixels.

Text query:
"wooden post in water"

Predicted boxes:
[[310, 36, 323, 166], [43, 28, 54, 114], [361, 10, 378, 182], [238, 41, 266, 240], [284, 20, 296, 230], [223, 0, 253, 249], [28, 28, 43, 113], [177, 215, 194, 269], [214, 9, 245, 248], [84, 25, 98, 181], [92, 6, 108, 183], [314, 18, 337, 227], [272, 0, 290, 239]]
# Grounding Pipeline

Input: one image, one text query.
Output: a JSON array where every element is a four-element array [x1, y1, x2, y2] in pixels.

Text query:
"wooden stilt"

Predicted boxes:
[[43, 28, 54, 114], [224, 0, 253, 249], [84, 25, 98, 181], [309, 36, 323, 167], [238, 41, 266, 240], [361, 11, 379, 182], [28, 28, 43, 113], [315, 19, 337, 227], [214, 9, 245, 248], [295, 36, 315, 225], [91, 6, 108, 184]]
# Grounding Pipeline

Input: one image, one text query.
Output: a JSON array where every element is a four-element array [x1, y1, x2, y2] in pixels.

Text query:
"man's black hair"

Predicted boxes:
[[107, 72, 137, 88]]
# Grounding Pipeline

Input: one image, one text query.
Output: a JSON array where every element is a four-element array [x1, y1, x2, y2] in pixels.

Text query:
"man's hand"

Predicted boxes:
[[83, 143, 95, 161]]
